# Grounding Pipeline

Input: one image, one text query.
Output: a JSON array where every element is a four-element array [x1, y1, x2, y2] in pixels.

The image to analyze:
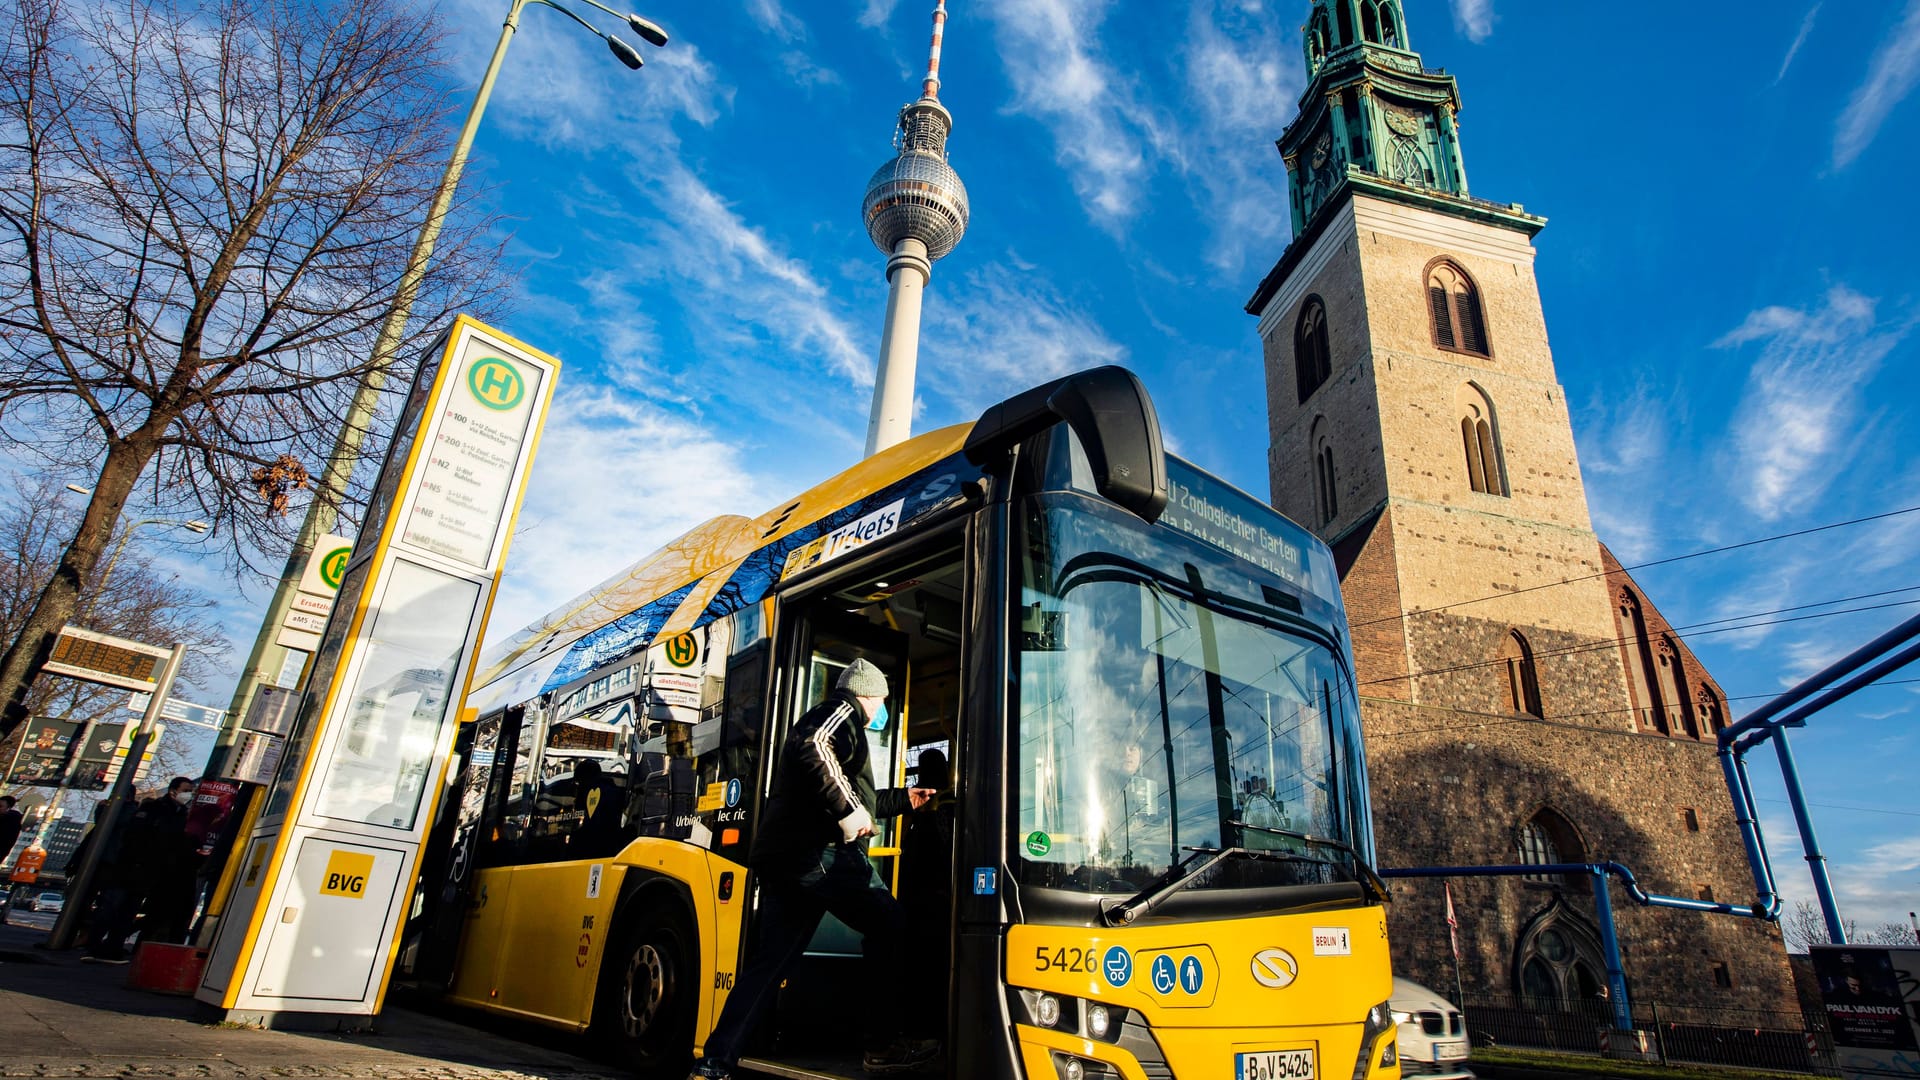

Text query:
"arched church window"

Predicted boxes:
[[1336, 0, 1355, 48], [1312, 425, 1339, 527], [1615, 588, 1664, 733], [1380, 2, 1401, 47], [1456, 384, 1507, 495], [1517, 819, 1558, 881], [1296, 297, 1332, 402], [1695, 686, 1724, 734], [1501, 630, 1542, 717], [1517, 807, 1585, 886], [1360, 1, 1380, 43], [1515, 898, 1609, 1008], [1427, 259, 1490, 356], [1656, 636, 1695, 737]]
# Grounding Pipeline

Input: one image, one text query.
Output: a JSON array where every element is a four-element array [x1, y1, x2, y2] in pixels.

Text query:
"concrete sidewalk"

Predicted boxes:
[[0, 921, 628, 1079]]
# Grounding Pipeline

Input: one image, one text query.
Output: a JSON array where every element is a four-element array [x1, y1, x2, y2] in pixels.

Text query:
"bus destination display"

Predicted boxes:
[[1160, 463, 1312, 592]]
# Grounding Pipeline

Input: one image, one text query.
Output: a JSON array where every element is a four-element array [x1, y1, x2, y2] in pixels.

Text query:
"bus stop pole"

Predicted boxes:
[[47, 642, 186, 950]]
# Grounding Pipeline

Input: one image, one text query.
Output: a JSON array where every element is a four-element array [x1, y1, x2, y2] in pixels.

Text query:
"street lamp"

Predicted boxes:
[[216, 1, 668, 766], [61, 487, 212, 624]]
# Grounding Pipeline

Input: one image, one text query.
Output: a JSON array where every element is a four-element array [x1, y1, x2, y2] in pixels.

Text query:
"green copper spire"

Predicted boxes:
[[1281, 0, 1469, 232]]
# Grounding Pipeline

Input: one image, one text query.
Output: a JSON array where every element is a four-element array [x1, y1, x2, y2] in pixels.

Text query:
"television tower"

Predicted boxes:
[[860, 0, 969, 456]]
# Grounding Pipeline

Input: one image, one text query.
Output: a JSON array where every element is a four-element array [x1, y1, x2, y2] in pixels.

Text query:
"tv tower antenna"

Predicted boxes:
[[859, 0, 969, 456]]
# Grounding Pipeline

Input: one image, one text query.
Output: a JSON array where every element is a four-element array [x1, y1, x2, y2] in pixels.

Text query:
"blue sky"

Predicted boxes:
[[18, 1, 1919, 937]]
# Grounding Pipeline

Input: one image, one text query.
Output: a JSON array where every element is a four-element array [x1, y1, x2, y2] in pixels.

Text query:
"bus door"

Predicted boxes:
[[758, 541, 968, 1057], [790, 607, 908, 956]]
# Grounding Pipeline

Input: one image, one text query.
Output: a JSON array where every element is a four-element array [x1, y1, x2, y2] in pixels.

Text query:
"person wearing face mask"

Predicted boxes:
[[133, 777, 201, 944], [83, 777, 196, 961], [691, 659, 939, 1080]]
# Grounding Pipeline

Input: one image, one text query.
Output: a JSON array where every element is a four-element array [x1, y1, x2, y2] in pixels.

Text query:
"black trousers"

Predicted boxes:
[[700, 845, 908, 1067]]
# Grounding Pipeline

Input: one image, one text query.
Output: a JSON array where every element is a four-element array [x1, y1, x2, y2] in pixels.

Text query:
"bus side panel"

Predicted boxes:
[[492, 860, 623, 1029], [446, 866, 515, 1010], [696, 853, 749, 1054], [587, 840, 730, 1047]]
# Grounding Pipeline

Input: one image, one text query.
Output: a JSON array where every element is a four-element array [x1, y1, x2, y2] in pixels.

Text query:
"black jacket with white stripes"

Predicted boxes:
[[750, 687, 911, 873]]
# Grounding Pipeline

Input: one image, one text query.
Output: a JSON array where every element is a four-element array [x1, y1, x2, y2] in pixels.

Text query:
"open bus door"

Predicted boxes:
[[749, 540, 966, 1068]]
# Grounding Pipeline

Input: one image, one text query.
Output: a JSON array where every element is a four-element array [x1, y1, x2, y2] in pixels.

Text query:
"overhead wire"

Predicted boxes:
[[1349, 503, 1920, 630], [1358, 588, 1920, 688], [1366, 678, 1919, 739]]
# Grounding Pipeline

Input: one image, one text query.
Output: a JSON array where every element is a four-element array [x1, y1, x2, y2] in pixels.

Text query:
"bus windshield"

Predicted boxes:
[[1014, 490, 1367, 904]]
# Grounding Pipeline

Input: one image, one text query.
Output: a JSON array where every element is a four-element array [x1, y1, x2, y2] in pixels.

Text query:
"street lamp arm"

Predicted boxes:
[[529, 0, 609, 41], [563, 0, 668, 46]]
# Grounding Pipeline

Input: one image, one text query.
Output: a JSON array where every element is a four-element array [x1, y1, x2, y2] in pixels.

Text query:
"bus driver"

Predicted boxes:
[[691, 658, 940, 1079]]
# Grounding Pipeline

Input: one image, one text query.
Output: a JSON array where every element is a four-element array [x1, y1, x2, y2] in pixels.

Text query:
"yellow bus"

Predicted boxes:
[[399, 368, 1397, 1080]]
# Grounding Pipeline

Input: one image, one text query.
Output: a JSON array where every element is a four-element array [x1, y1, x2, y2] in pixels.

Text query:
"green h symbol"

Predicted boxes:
[[468, 358, 524, 410]]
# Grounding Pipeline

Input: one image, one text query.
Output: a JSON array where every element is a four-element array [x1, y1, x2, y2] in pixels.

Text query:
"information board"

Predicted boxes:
[[398, 344, 546, 569], [43, 626, 171, 692]]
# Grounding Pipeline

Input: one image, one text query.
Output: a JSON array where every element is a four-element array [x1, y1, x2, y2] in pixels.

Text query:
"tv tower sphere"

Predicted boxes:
[[861, 104, 969, 261]]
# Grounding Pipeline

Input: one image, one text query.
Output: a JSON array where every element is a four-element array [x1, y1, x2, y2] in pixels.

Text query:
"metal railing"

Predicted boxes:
[[1462, 994, 1838, 1075]]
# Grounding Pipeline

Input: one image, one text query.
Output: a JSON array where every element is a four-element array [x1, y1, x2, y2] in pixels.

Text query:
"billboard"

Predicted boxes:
[[4, 718, 124, 787], [1812, 944, 1920, 1080]]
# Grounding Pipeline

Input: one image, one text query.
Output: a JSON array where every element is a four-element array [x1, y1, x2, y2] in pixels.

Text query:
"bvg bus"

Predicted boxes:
[[399, 368, 1396, 1080]]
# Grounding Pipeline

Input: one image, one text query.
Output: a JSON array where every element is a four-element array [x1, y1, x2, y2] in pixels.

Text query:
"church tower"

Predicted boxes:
[[1249, 0, 1793, 1012]]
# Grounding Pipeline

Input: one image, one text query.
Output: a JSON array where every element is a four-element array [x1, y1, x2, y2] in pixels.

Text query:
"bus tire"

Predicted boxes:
[[597, 902, 697, 1079]]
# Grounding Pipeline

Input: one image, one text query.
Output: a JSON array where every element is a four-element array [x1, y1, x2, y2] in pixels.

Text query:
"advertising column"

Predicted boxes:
[[195, 316, 558, 1024]]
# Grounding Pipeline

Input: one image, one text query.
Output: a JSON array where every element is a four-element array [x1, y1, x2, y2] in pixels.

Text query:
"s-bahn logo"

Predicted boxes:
[[1250, 947, 1299, 989], [467, 357, 525, 411]]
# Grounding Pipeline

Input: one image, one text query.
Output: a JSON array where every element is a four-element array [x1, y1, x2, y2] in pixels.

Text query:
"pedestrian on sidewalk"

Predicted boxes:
[[0, 795, 22, 864], [83, 777, 195, 961], [690, 659, 939, 1080]]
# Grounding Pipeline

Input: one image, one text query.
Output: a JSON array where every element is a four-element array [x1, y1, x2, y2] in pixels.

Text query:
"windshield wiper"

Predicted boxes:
[[1229, 819, 1390, 901], [1101, 846, 1252, 926]]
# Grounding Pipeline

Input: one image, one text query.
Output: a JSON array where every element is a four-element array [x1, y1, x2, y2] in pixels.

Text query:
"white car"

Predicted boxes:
[[1391, 977, 1473, 1079], [34, 891, 64, 914]]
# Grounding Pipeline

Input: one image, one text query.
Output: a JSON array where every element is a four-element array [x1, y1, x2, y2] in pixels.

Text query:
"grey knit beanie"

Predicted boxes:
[[837, 657, 889, 699]]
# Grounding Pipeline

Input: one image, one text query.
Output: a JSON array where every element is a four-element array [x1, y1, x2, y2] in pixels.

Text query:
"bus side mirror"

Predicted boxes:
[[966, 366, 1169, 524]]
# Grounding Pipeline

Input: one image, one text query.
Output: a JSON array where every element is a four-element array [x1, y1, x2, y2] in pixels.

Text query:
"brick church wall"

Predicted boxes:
[[1363, 696, 1796, 1013]]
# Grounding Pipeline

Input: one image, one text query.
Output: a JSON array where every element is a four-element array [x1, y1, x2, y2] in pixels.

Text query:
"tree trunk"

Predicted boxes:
[[0, 437, 161, 737]]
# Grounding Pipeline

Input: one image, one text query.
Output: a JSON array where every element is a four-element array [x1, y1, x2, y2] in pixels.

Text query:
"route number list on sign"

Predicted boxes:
[[401, 349, 544, 570]]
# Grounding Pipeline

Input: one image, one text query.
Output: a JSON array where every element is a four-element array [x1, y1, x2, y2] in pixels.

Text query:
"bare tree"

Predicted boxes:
[[1782, 899, 1860, 953], [1858, 922, 1919, 947], [1, 473, 227, 826], [0, 0, 506, 737]]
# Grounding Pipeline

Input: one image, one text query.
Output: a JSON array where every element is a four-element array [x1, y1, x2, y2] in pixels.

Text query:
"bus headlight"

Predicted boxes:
[[1087, 1003, 1112, 1038], [1352, 999, 1395, 1080], [1035, 993, 1062, 1028]]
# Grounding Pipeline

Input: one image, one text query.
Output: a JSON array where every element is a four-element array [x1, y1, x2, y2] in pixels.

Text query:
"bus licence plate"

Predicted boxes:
[[1235, 1048, 1315, 1080]]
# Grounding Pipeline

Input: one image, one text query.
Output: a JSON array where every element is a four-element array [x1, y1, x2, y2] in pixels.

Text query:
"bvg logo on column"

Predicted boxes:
[[320, 849, 375, 899], [466, 356, 525, 411]]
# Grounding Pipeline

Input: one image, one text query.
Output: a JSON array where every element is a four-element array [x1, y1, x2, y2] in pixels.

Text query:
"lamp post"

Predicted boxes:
[[216, 1, 667, 766], [60, 488, 211, 628]]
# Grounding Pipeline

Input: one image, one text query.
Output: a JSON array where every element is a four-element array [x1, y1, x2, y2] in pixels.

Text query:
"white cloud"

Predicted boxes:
[[1775, 4, 1821, 85], [1714, 285, 1904, 520], [1834, 0, 1920, 168], [918, 262, 1129, 419], [745, 0, 803, 43], [859, 0, 900, 31], [1174, 5, 1302, 270], [980, 0, 1154, 226], [487, 386, 768, 641], [1451, 0, 1494, 43]]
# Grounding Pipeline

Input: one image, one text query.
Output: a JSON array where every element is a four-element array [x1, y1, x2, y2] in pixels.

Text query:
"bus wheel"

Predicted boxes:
[[598, 904, 695, 1079]]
